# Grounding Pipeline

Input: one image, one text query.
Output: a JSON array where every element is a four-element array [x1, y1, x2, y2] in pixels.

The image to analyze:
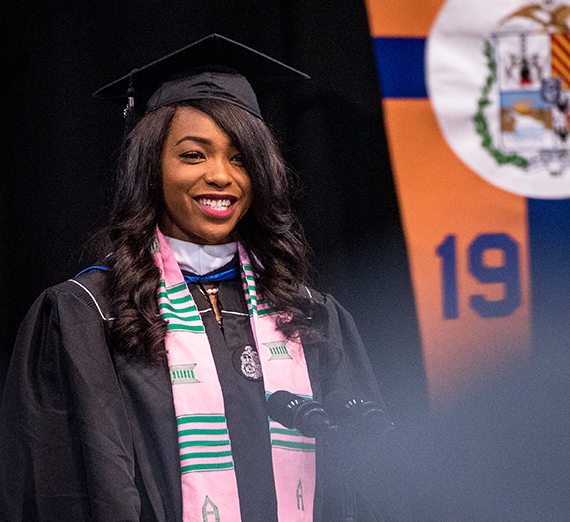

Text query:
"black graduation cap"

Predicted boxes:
[[93, 34, 309, 120]]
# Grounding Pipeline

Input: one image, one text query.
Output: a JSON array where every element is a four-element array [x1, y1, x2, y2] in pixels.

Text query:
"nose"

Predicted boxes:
[[204, 158, 233, 188]]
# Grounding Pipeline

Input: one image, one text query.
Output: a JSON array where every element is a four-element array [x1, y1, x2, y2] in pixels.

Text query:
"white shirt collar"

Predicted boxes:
[[164, 236, 238, 276]]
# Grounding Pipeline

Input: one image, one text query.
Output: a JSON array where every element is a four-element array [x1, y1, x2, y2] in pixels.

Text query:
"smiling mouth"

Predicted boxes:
[[196, 196, 236, 211]]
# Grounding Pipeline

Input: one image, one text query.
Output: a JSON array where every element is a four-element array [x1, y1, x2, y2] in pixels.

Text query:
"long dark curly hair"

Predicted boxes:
[[94, 99, 319, 359]]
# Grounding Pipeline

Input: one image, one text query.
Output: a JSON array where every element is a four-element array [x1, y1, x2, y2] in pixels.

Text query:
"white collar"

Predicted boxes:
[[164, 236, 238, 276]]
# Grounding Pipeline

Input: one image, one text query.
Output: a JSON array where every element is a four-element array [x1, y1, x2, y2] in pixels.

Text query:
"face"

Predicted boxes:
[[159, 106, 252, 245]]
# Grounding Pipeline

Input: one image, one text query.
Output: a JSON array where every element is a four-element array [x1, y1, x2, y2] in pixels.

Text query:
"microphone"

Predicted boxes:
[[266, 390, 331, 437], [324, 390, 393, 434], [267, 390, 391, 522]]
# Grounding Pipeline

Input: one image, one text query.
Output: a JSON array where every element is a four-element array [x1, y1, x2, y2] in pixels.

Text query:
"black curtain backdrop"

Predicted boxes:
[[0, 1, 428, 423]]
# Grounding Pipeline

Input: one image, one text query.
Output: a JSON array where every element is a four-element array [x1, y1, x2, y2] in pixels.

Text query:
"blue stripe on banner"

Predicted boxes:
[[527, 198, 570, 356], [372, 37, 427, 99]]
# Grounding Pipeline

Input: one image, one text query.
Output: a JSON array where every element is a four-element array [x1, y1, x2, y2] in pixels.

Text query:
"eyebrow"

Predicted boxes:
[[174, 136, 213, 146], [174, 135, 239, 151]]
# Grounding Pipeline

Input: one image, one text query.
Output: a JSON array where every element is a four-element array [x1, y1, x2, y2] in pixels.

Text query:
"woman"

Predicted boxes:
[[0, 35, 382, 522]]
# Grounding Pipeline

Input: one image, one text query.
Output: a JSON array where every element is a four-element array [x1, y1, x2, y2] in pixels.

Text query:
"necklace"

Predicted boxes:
[[201, 284, 222, 326]]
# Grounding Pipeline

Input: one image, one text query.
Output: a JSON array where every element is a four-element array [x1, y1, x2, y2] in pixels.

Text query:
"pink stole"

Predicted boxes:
[[152, 229, 316, 521]]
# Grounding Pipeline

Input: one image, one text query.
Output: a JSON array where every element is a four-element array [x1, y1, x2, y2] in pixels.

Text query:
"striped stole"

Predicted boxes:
[[152, 229, 316, 521]]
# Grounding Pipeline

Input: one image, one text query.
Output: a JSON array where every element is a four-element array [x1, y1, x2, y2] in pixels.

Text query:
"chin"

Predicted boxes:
[[198, 231, 235, 245]]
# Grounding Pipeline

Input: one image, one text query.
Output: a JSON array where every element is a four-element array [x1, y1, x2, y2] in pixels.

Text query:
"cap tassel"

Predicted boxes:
[[123, 70, 138, 139], [123, 88, 135, 118]]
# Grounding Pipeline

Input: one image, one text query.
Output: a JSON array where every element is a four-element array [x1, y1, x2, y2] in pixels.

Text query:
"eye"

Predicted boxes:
[[179, 151, 205, 163], [231, 154, 245, 167]]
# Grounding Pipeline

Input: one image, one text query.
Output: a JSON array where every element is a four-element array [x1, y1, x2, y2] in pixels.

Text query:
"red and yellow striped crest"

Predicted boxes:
[[551, 34, 570, 89]]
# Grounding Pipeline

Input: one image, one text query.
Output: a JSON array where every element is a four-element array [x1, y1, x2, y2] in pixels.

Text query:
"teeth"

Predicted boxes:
[[198, 198, 232, 210]]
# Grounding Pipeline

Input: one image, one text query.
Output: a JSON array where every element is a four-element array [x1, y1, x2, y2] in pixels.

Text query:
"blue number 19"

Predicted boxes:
[[436, 233, 521, 319]]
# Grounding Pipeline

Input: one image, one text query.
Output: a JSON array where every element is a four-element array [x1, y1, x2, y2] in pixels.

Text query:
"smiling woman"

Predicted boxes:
[[0, 35, 384, 522], [160, 105, 252, 245]]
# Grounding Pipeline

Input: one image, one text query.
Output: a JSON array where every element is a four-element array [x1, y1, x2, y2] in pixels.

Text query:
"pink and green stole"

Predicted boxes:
[[152, 229, 316, 522]]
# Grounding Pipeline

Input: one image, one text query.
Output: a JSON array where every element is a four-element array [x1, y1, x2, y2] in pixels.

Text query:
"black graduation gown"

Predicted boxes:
[[0, 268, 382, 522]]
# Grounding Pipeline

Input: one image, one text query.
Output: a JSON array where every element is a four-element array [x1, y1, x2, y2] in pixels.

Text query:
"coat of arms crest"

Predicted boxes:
[[477, 3, 570, 175], [428, 0, 570, 197]]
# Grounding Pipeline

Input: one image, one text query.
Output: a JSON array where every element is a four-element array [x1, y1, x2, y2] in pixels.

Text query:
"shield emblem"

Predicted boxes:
[[494, 30, 570, 151]]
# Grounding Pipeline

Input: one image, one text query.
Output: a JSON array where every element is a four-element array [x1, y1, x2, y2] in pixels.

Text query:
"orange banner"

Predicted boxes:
[[383, 99, 530, 403], [366, 0, 532, 406]]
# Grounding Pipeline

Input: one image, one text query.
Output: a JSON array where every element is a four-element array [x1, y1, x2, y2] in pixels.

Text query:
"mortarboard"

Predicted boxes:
[[93, 34, 309, 120]]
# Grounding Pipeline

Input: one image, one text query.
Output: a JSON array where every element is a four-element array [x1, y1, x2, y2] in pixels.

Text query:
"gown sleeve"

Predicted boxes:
[[0, 281, 141, 522]]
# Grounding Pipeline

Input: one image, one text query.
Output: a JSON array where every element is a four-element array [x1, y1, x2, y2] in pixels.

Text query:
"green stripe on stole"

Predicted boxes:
[[158, 280, 205, 333]]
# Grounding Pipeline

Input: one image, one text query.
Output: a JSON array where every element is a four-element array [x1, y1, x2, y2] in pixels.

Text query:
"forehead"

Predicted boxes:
[[167, 106, 232, 145]]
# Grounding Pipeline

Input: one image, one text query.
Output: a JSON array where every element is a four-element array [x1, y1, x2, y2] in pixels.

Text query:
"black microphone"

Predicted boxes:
[[266, 390, 331, 437], [324, 390, 393, 433]]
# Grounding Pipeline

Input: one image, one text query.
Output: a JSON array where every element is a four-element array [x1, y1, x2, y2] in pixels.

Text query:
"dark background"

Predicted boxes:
[[0, 0, 427, 423]]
